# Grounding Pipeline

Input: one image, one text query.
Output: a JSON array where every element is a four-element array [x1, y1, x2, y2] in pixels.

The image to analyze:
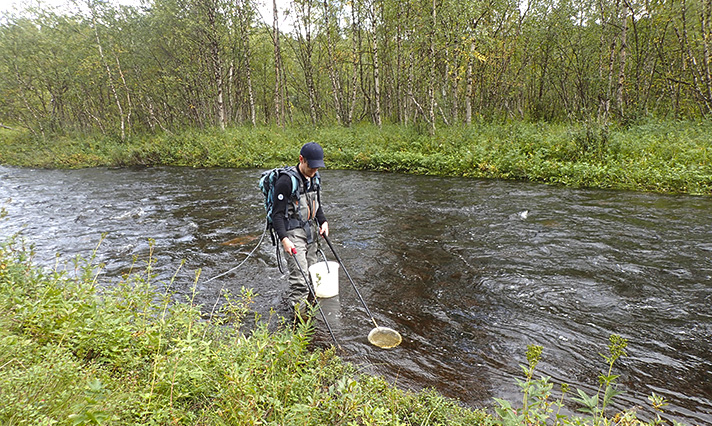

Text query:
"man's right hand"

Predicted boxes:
[[281, 237, 295, 254]]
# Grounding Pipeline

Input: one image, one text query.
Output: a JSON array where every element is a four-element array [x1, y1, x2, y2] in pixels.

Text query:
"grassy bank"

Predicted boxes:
[[0, 228, 687, 425], [1, 120, 711, 195]]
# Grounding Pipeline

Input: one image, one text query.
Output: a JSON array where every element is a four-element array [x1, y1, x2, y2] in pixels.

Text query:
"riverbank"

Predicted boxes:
[[1, 120, 710, 195]]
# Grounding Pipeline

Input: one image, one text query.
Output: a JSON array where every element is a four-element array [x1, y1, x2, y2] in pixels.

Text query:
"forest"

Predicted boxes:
[[1, 0, 712, 140]]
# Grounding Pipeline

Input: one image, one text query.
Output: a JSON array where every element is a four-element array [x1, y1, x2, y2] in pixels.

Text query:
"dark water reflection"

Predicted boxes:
[[1, 166, 710, 424]]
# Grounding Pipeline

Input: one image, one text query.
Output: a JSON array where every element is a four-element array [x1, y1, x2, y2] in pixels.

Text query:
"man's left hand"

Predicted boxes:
[[319, 221, 329, 237]]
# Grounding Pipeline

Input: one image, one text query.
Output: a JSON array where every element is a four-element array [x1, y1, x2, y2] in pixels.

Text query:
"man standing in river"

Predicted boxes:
[[271, 142, 329, 314]]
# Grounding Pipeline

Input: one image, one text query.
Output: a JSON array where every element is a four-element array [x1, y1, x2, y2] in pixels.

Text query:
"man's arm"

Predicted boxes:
[[271, 174, 292, 242]]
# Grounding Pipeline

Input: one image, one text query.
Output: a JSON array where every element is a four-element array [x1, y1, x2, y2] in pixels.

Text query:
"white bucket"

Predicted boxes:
[[309, 261, 340, 298]]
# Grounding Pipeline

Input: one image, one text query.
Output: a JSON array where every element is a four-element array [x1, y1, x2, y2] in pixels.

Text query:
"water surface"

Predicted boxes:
[[1, 166, 710, 424]]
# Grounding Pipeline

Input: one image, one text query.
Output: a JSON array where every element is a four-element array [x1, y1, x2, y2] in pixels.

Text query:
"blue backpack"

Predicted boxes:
[[258, 166, 320, 272], [259, 166, 300, 231], [259, 166, 321, 228]]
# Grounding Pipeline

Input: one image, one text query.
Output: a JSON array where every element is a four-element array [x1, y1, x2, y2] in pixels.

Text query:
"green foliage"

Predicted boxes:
[[492, 338, 688, 426], [2, 120, 710, 195], [2, 0, 712, 135], [7, 0, 712, 135], [571, 335, 629, 423]]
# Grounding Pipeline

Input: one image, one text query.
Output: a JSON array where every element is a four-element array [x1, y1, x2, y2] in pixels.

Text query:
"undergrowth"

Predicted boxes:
[[1, 120, 710, 195]]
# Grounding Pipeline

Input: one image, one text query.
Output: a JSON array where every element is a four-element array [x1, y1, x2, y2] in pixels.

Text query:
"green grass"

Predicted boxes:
[[1, 120, 711, 195]]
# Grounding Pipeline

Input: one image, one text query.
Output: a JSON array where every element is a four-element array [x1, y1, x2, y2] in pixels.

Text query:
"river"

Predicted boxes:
[[1, 165, 710, 424]]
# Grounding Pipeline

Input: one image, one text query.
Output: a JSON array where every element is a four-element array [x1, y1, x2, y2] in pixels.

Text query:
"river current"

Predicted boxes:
[[1, 165, 710, 424]]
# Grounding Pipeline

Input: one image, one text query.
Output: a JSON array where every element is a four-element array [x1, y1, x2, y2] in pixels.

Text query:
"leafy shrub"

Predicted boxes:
[[2, 121, 711, 194], [493, 336, 687, 426]]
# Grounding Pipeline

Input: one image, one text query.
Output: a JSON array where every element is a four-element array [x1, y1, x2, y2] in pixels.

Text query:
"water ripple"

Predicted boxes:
[[1, 166, 710, 424]]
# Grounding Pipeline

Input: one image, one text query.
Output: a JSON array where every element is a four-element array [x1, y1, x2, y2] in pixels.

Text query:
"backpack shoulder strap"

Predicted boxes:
[[312, 170, 320, 189], [282, 166, 302, 198]]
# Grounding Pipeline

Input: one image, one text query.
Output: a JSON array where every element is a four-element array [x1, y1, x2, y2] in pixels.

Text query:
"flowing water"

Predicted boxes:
[[1, 165, 710, 424]]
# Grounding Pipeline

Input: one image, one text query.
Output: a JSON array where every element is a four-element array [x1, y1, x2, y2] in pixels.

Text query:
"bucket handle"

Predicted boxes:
[[317, 248, 330, 273]]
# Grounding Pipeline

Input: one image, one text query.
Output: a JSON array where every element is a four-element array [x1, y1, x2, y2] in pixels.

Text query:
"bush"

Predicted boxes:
[[2, 121, 711, 194]]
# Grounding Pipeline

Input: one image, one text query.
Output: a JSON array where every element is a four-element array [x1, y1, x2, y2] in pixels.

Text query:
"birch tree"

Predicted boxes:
[[87, 0, 126, 139]]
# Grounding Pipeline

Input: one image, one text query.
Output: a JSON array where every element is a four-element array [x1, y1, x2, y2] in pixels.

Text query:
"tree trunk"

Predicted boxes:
[[449, 45, 458, 124], [273, 0, 284, 126], [12, 62, 44, 138], [406, 50, 415, 125], [246, 47, 257, 126], [396, 1, 405, 124], [296, 0, 318, 124], [348, 0, 361, 126], [616, 3, 628, 119], [466, 46, 473, 125], [89, 2, 125, 140], [113, 52, 132, 134], [597, 0, 617, 122], [236, 0, 257, 126], [428, 0, 437, 134], [371, 1, 382, 128], [207, 4, 226, 130], [674, 0, 712, 115], [323, 0, 344, 125], [703, 0, 712, 108]]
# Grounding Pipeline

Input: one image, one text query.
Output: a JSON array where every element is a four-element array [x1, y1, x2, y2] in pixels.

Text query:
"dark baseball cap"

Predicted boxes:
[[300, 142, 325, 168]]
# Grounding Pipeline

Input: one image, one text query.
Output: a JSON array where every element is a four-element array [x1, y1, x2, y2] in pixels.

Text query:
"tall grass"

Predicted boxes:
[[1, 120, 710, 195]]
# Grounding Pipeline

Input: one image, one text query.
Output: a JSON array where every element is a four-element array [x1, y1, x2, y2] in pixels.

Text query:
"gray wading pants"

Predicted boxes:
[[285, 225, 319, 308]]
